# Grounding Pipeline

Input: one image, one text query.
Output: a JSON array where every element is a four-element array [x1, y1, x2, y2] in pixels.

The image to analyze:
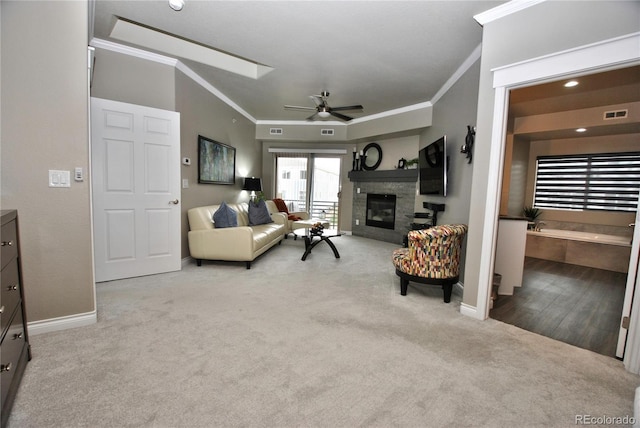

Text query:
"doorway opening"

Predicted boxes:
[[490, 65, 640, 358]]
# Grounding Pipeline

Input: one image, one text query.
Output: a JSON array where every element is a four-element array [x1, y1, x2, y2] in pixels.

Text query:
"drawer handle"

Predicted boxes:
[[1, 363, 11, 373], [13, 332, 23, 340], [7, 285, 17, 291], [1, 241, 13, 247]]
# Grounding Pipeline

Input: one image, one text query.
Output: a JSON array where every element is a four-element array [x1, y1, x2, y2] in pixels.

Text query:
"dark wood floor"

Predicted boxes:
[[490, 257, 627, 358]]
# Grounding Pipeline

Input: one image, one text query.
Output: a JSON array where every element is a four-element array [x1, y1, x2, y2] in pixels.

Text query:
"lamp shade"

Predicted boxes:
[[242, 177, 262, 192]]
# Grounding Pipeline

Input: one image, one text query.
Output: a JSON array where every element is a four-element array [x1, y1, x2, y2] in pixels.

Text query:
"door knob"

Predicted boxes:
[[170, 199, 179, 205]]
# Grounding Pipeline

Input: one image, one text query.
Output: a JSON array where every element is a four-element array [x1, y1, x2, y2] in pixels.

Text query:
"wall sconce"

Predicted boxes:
[[460, 125, 475, 164], [243, 177, 262, 201]]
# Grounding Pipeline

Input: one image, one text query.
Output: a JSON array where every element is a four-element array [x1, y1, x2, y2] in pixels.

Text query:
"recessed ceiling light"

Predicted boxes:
[[169, 0, 184, 11], [576, 128, 587, 133], [564, 80, 579, 88]]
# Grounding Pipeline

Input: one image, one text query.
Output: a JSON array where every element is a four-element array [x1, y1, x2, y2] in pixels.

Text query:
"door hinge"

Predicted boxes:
[[622, 316, 630, 329]]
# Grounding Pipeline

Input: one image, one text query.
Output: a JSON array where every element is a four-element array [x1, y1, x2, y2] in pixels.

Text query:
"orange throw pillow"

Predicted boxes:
[[273, 198, 289, 214]]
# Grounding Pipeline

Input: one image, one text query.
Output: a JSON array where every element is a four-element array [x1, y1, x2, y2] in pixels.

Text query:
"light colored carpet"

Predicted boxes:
[[8, 235, 639, 427]]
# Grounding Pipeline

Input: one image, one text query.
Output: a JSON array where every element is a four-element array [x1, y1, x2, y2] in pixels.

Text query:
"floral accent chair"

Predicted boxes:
[[392, 224, 468, 303]]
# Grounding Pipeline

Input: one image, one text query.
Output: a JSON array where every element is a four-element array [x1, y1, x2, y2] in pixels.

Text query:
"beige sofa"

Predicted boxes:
[[264, 200, 310, 236], [187, 203, 286, 269]]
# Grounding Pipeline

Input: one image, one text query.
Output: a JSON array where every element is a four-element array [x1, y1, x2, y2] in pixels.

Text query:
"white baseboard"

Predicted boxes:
[[182, 256, 194, 267], [460, 302, 481, 319], [28, 311, 97, 335]]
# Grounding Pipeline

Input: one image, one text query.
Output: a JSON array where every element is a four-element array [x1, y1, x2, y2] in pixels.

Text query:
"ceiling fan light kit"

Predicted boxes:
[[168, 0, 184, 11], [284, 91, 363, 121]]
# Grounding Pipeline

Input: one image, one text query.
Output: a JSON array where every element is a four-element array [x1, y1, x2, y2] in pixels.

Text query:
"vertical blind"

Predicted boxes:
[[534, 151, 640, 212]]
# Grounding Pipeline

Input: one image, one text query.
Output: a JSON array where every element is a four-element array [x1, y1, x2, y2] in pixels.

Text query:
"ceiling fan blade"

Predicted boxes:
[[284, 105, 317, 111], [330, 111, 353, 121], [306, 112, 319, 121], [310, 95, 324, 107], [330, 104, 363, 112]]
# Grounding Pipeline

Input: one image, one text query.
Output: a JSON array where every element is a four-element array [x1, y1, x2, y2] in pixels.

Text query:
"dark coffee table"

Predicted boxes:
[[292, 228, 344, 261]]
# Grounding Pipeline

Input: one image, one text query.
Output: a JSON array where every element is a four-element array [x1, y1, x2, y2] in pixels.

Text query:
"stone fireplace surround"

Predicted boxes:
[[349, 169, 418, 244]]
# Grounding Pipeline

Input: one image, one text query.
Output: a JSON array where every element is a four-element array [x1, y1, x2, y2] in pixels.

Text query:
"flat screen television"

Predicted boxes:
[[419, 135, 447, 196]]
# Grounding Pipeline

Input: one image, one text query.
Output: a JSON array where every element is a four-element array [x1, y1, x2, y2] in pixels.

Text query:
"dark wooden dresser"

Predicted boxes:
[[1, 210, 30, 427]]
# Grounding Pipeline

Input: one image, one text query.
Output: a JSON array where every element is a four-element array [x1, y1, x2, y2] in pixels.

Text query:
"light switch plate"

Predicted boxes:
[[49, 170, 71, 188]]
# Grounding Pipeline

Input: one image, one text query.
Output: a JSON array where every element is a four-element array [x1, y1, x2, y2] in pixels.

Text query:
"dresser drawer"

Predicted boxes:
[[0, 220, 17, 271], [0, 305, 26, 408], [0, 260, 21, 335]]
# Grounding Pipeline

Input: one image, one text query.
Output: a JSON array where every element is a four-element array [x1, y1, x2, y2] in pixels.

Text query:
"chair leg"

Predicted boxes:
[[400, 278, 408, 296], [246, 261, 251, 269], [443, 283, 453, 303], [196, 259, 202, 266]]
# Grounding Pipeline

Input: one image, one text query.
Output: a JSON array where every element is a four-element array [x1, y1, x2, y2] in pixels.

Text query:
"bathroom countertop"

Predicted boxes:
[[499, 215, 529, 221]]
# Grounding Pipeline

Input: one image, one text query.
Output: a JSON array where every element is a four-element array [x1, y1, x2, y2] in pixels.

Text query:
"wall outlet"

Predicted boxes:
[[355, 219, 360, 225]]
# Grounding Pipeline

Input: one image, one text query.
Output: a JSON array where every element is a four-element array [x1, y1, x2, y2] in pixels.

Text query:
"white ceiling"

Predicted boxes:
[[91, 0, 505, 122], [91, 0, 640, 138]]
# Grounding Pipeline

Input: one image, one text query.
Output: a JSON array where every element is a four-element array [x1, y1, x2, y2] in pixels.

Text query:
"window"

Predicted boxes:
[[533, 151, 640, 212], [274, 153, 341, 228]]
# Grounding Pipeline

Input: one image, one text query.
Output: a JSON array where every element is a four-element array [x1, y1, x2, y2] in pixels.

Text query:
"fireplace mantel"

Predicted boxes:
[[348, 169, 418, 182]]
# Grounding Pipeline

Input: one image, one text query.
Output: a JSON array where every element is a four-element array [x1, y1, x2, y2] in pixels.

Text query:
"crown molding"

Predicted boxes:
[[174, 62, 256, 123], [256, 119, 347, 127], [474, 0, 547, 26], [90, 38, 256, 123], [430, 43, 481, 105], [90, 38, 178, 66]]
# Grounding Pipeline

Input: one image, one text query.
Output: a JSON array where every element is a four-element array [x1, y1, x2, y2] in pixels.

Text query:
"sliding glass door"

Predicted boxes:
[[275, 154, 341, 229]]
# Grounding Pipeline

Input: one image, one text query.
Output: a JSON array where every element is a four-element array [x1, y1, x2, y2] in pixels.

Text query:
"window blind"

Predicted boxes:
[[534, 151, 640, 212]]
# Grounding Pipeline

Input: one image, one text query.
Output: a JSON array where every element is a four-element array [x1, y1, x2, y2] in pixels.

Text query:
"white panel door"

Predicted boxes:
[[616, 190, 640, 358], [91, 97, 181, 282]]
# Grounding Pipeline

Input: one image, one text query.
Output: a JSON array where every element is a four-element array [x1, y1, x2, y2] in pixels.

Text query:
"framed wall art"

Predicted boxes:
[[198, 135, 236, 184]]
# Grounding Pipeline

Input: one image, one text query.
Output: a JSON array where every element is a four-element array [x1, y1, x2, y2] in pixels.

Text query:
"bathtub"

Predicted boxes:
[[525, 228, 632, 273], [530, 228, 631, 246]]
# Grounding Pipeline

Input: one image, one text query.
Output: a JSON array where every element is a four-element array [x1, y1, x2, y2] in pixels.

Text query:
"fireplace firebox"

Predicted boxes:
[[366, 193, 396, 230]]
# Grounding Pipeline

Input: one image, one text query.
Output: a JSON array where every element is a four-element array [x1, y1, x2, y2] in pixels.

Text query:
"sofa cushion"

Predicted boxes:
[[248, 200, 274, 225], [212, 202, 238, 228]]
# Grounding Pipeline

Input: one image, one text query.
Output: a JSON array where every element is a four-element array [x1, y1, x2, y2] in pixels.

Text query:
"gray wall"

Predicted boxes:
[[464, 0, 640, 308], [91, 48, 176, 111], [413, 59, 481, 283], [176, 70, 258, 258], [1, 1, 94, 322]]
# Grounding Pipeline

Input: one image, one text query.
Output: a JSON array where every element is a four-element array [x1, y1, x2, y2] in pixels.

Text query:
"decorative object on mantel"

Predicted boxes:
[[397, 158, 406, 169], [352, 147, 366, 171], [405, 158, 419, 169], [460, 125, 475, 164], [362, 142, 382, 171], [352, 148, 358, 171]]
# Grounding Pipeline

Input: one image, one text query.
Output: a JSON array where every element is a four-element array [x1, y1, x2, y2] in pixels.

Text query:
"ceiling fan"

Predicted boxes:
[[284, 91, 363, 121]]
